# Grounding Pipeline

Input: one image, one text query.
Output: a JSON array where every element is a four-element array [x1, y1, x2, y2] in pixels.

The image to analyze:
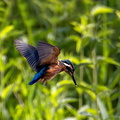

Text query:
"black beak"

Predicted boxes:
[[71, 74, 77, 86]]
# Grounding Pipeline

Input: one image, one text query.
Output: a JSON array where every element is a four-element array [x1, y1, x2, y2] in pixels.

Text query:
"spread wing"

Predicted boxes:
[[37, 41, 60, 65], [14, 40, 39, 72]]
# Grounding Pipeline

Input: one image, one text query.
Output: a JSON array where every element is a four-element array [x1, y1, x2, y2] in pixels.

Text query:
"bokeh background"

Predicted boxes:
[[0, 0, 120, 120]]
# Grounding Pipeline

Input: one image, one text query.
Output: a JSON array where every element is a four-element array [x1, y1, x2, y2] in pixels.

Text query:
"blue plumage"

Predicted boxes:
[[14, 40, 40, 72], [28, 67, 49, 85]]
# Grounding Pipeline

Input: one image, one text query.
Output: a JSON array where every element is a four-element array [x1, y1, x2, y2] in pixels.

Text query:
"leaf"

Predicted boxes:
[[79, 111, 98, 119], [81, 16, 88, 26], [77, 82, 96, 100], [97, 57, 120, 66], [91, 5, 114, 16], [97, 97, 109, 120], [51, 86, 66, 98], [0, 25, 14, 39], [1, 84, 14, 99], [86, 108, 98, 116], [57, 80, 76, 87], [65, 104, 77, 116], [70, 35, 82, 53], [61, 98, 78, 104], [71, 22, 84, 33], [111, 91, 120, 101], [75, 62, 93, 68], [71, 57, 80, 64], [116, 10, 120, 19], [85, 89, 96, 100], [0, 49, 7, 72], [75, 58, 93, 69], [64, 117, 76, 120], [81, 36, 90, 48], [96, 85, 109, 94], [108, 68, 120, 89]]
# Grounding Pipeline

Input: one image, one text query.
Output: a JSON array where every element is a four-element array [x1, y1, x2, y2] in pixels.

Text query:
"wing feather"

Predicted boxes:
[[37, 41, 60, 65], [14, 40, 39, 72]]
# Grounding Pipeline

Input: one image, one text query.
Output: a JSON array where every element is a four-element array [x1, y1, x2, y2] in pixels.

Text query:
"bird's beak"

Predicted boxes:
[[71, 74, 77, 86]]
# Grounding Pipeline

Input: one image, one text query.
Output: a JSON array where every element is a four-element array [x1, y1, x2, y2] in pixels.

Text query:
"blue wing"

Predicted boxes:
[[28, 67, 49, 85], [15, 40, 39, 72]]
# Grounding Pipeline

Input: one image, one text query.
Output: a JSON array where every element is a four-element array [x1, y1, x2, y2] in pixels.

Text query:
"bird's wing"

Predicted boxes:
[[14, 40, 39, 72], [37, 41, 60, 65]]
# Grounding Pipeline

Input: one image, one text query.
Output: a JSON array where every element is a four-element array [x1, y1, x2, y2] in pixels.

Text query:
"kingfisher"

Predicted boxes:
[[15, 40, 77, 85]]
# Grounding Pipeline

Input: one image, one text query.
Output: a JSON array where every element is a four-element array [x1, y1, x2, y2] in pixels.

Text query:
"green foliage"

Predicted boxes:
[[0, 0, 120, 120]]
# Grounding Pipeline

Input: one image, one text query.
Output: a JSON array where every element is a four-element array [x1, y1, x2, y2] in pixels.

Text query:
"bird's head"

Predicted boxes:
[[61, 60, 77, 86]]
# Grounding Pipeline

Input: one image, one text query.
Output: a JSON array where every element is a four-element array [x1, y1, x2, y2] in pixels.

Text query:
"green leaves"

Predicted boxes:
[[97, 97, 109, 120], [1, 84, 14, 99], [0, 0, 120, 120], [0, 25, 14, 39], [91, 5, 114, 16]]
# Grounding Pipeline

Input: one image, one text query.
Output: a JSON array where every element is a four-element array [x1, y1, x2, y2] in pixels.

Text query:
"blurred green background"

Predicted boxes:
[[0, 0, 120, 120]]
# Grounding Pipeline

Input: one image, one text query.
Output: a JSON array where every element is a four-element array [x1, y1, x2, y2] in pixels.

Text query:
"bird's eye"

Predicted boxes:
[[63, 62, 74, 72], [66, 66, 70, 71], [66, 66, 74, 73]]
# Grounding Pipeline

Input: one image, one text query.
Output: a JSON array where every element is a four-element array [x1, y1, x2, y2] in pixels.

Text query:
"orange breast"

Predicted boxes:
[[38, 62, 66, 82], [43, 64, 63, 81]]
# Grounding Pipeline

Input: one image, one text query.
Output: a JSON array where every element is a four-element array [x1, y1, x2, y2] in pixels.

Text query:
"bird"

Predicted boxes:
[[14, 40, 77, 85]]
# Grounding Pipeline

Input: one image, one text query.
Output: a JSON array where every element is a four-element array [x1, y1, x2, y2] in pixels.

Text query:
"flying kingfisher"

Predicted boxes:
[[15, 40, 77, 85]]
